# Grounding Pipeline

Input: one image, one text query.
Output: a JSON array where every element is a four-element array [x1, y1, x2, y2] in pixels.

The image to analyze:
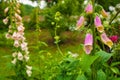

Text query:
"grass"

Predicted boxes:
[[0, 29, 85, 79]]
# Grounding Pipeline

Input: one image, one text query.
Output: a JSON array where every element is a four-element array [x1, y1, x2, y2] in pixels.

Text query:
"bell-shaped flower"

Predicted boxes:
[[84, 33, 93, 54], [26, 69, 32, 77], [85, 3, 93, 14], [3, 17, 9, 25], [76, 16, 85, 30], [14, 40, 19, 47], [17, 52, 23, 61], [101, 9, 108, 18], [94, 16, 104, 33], [11, 58, 17, 65], [100, 32, 113, 48]]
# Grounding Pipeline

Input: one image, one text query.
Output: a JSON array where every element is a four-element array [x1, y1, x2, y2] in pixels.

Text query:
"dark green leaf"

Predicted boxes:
[[97, 69, 106, 80], [76, 74, 87, 80]]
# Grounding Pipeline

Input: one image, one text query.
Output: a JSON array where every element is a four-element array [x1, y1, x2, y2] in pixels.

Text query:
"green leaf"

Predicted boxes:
[[95, 50, 112, 64], [97, 69, 106, 80], [111, 62, 120, 67], [80, 54, 99, 72], [110, 67, 120, 75], [76, 74, 87, 80]]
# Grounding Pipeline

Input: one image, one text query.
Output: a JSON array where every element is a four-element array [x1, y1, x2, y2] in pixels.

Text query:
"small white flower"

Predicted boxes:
[[24, 54, 29, 62], [71, 53, 79, 58], [13, 40, 19, 47], [11, 58, 17, 64], [26, 69, 32, 77], [17, 52, 23, 61], [17, 25, 25, 32], [15, 13, 22, 21], [21, 42, 28, 51], [5, 33, 11, 39], [12, 52, 17, 57], [26, 65, 32, 70], [109, 6, 115, 11], [12, 32, 22, 40], [25, 50, 29, 55], [3, 17, 9, 25]]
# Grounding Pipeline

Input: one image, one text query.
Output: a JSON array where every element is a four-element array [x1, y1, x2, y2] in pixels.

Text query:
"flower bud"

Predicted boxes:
[[101, 9, 108, 18], [76, 16, 85, 30]]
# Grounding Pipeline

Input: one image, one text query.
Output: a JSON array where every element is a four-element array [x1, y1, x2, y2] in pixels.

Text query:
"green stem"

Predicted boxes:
[[109, 10, 120, 25], [54, 28, 63, 57], [91, 0, 97, 80]]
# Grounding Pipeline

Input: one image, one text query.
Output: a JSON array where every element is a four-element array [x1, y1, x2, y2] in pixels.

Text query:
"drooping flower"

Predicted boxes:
[[24, 54, 29, 62], [15, 13, 22, 21], [84, 33, 93, 54], [11, 58, 17, 64], [101, 9, 108, 18], [12, 32, 22, 40], [26, 69, 32, 77], [14, 40, 19, 47], [76, 16, 85, 30], [12, 52, 17, 57], [17, 25, 25, 32], [100, 32, 113, 48], [3, 17, 9, 25], [21, 42, 28, 51], [5, 33, 11, 39], [26, 65, 32, 70], [17, 52, 23, 61], [109, 35, 119, 43], [85, 3, 93, 14], [94, 16, 104, 33]]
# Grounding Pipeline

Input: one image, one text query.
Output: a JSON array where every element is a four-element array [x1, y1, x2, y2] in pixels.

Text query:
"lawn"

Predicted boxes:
[[0, 29, 84, 79]]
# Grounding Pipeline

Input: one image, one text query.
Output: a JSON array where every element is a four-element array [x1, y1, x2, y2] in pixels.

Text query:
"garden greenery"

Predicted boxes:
[[0, 0, 120, 80]]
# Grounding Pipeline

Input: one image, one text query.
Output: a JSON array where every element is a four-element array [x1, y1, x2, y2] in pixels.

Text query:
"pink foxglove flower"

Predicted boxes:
[[94, 16, 104, 33], [85, 3, 93, 14], [101, 9, 108, 18], [100, 32, 113, 48], [109, 35, 119, 43], [76, 16, 85, 30], [84, 33, 93, 54]]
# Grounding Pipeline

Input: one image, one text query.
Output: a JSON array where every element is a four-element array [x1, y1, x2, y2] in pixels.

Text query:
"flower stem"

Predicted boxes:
[[54, 28, 63, 57], [91, 0, 97, 80], [109, 10, 120, 25]]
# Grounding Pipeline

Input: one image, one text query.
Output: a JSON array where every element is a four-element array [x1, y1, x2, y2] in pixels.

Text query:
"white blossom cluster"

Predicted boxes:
[[3, 2, 32, 77], [107, 4, 120, 24]]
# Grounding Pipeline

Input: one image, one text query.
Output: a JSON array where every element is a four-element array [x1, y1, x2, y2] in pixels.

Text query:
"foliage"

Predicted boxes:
[[96, 0, 120, 11], [0, 0, 120, 80]]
